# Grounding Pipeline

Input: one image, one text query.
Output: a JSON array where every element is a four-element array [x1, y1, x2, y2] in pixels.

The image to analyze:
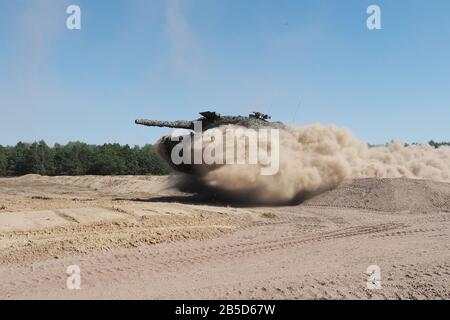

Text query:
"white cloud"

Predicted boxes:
[[15, 0, 64, 89], [165, 0, 204, 77]]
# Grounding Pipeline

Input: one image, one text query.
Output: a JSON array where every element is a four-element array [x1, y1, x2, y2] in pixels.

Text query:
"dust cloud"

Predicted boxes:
[[167, 124, 450, 205]]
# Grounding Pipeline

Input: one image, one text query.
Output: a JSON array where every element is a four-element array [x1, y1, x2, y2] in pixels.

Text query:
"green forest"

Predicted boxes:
[[427, 140, 450, 148], [0, 141, 170, 177], [0, 140, 448, 177]]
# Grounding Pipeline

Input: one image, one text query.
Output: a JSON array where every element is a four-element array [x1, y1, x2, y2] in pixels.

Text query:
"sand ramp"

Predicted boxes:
[[304, 178, 450, 213], [0, 207, 128, 232]]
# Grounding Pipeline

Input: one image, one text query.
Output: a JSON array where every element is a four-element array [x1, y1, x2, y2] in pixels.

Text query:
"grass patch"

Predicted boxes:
[[261, 212, 278, 219], [31, 196, 52, 200]]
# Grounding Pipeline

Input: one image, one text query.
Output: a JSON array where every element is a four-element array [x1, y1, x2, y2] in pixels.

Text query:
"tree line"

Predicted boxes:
[[427, 140, 450, 148], [0, 141, 170, 177], [0, 140, 448, 177]]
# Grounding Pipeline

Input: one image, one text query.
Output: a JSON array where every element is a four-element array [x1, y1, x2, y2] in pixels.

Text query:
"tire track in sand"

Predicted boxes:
[[0, 222, 404, 297]]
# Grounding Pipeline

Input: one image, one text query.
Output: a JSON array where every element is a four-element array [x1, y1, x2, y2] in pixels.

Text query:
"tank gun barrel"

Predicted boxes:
[[135, 119, 195, 130]]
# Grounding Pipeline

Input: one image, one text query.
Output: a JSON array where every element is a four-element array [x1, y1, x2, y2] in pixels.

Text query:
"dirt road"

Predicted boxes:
[[0, 175, 449, 299]]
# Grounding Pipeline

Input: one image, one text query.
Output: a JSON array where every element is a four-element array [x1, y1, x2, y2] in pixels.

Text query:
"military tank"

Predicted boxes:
[[135, 111, 284, 173]]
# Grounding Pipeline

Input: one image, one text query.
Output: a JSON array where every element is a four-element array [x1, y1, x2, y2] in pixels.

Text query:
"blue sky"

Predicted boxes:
[[0, 0, 449, 146]]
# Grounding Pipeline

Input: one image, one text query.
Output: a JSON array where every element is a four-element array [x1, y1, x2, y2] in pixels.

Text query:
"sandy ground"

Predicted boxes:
[[0, 174, 449, 299]]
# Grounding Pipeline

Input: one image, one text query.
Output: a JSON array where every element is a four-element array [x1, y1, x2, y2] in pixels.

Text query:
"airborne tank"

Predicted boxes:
[[135, 111, 284, 174]]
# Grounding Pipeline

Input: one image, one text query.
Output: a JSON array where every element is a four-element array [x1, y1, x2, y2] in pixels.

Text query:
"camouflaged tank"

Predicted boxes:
[[135, 111, 284, 173]]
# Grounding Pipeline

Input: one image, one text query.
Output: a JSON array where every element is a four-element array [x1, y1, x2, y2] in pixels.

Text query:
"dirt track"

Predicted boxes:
[[0, 175, 449, 299]]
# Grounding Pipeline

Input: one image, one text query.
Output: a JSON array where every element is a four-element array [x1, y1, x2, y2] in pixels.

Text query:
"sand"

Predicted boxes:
[[0, 175, 449, 299], [304, 177, 450, 213]]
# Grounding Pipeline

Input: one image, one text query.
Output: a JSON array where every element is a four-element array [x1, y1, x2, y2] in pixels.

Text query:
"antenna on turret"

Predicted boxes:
[[250, 111, 271, 121]]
